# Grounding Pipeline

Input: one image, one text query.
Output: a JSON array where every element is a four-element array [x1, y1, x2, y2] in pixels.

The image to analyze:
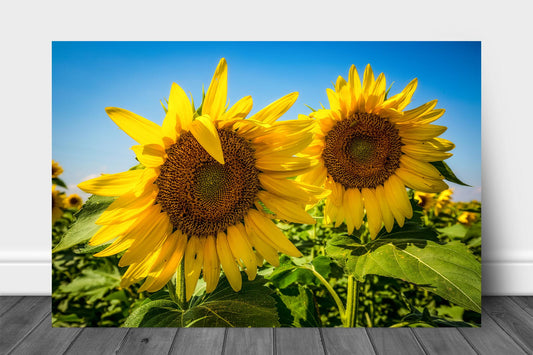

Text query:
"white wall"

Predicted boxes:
[[1, 1, 532, 295]]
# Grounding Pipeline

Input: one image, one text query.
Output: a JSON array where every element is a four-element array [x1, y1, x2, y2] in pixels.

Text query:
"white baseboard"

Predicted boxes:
[[482, 261, 533, 295], [1, 259, 532, 296], [0, 262, 51, 295]]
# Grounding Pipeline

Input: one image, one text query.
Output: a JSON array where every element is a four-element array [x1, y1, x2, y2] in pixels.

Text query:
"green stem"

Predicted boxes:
[[302, 265, 345, 321], [345, 275, 359, 327], [176, 258, 186, 307]]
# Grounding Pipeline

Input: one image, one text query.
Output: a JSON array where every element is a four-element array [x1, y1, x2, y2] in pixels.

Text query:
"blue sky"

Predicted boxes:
[[52, 41, 481, 202]]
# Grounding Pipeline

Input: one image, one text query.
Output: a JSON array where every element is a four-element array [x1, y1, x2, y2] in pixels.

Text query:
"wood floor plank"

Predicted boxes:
[[64, 328, 129, 355], [9, 315, 82, 355], [224, 328, 273, 355], [509, 296, 533, 317], [483, 296, 533, 353], [459, 312, 527, 355], [0, 297, 50, 353], [321, 328, 375, 354], [116, 328, 177, 355], [412, 328, 476, 355], [275, 328, 324, 355], [0, 296, 23, 316], [169, 328, 225, 355], [366, 328, 424, 355]]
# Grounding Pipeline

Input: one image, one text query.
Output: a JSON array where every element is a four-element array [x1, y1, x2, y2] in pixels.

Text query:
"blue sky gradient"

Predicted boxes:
[[52, 41, 481, 202]]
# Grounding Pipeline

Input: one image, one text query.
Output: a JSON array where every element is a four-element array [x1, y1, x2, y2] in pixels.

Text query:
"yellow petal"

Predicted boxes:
[[386, 175, 413, 219], [362, 188, 382, 239], [412, 109, 445, 125], [362, 64, 375, 96], [401, 144, 453, 162], [259, 174, 326, 204], [245, 223, 280, 267], [297, 161, 327, 188], [326, 88, 340, 112], [255, 155, 311, 174], [227, 224, 257, 281], [77, 169, 143, 196], [366, 72, 386, 112], [203, 58, 228, 120], [118, 210, 171, 267], [164, 82, 193, 134], [245, 209, 302, 257], [396, 167, 449, 193], [131, 144, 166, 168], [257, 191, 315, 225], [216, 231, 242, 292], [162, 84, 187, 144], [381, 78, 418, 111], [189, 115, 225, 164], [105, 107, 162, 146], [392, 100, 438, 123], [184, 236, 205, 301], [141, 230, 188, 292], [96, 189, 155, 225], [386, 192, 405, 228], [344, 188, 364, 230], [426, 138, 455, 151], [203, 235, 220, 293], [89, 218, 137, 245], [375, 185, 394, 233], [400, 155, 444, 180], [120, 251, 161, 288], [138, 231, 181, 292], [248, 92, 299, 124], [94, 236, 134, 257], [342, 192, 354, 234], [398, 124, 447, 141], [348, 65, 362, 96], [220, 96, 253, 122]]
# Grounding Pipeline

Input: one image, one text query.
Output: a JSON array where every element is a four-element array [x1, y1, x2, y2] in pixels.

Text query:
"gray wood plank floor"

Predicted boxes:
[[0, 296, 532, 355]]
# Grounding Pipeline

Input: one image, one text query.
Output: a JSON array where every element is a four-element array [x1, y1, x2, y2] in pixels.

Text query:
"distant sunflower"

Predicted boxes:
[[52, 160, 63, 178], [457, 211, 477, 226], [434, 188, 453, 215], [52, 185, 64, 224], [300, 65, 454, 238], [414, 191, 436, 211], [79, 58, 322, 299], [64, 194, 83, 209]]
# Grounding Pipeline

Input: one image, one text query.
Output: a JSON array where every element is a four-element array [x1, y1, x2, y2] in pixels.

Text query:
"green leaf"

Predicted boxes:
[[52, 177, 68, 188], [266, 255, 334, 289], [464, 222, 481, 241], [326, 236, 481, 312], [400, 306, 476, 327], [58, 266, 121, 303], [124, 275, 280, 327], [437, 224, 469, 239], [377, 221, 440, 243], [53, 195, 115, 252], [429, 161, 470, 186], [274, 285, 321, 327]]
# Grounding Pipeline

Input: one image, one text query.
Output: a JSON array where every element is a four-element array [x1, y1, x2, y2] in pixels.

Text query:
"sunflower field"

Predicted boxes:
[[52, 59, 481, 328]]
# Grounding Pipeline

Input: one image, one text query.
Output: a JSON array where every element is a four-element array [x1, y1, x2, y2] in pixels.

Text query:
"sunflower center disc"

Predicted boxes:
[[155, 129, 259, 237], [322, 112, 402, 189]]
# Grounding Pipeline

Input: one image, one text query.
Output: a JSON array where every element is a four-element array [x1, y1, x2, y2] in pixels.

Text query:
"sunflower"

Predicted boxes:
[[78, 58, 322, 299], [52, 160, 63, 178], [457, 211, 477, 226], [434, 188, 453, 215], [52, 185, 64, 224], [64, 194, 83, 209], [414, 191, 436, 211], [299, 64, 454, 238]]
